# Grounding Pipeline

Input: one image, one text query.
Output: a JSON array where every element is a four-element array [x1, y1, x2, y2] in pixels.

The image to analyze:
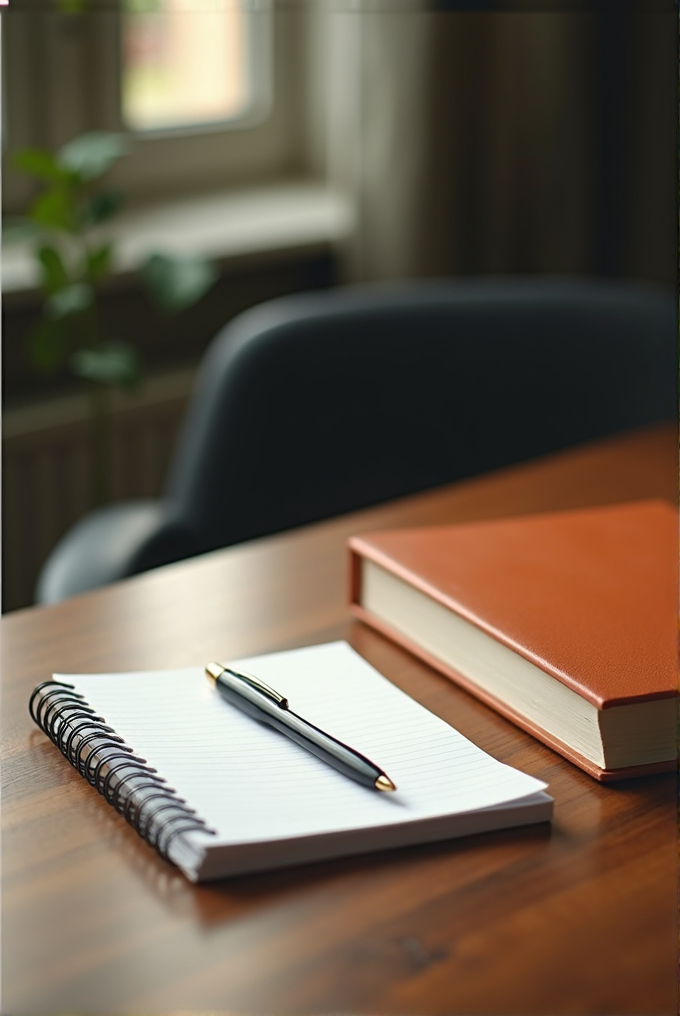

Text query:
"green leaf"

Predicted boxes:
[[80, 189, 124, 227], [29, 188, 75, 232], [36, 244, 71, 294], [47, 282, 93, 319], [12, 148, 66, 183], [141, 252, 218, 314], [85, 242, 114, 282], [27, 317, 69, 373], [58, 132, 130, 182], [70, 342, 141, 389]]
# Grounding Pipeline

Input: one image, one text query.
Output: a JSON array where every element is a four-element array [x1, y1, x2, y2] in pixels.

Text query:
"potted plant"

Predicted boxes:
[[8, 130, 218, 505]]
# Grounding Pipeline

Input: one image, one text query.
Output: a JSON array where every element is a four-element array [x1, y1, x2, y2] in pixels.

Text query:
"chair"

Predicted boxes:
[[36, 277, 677, 604]]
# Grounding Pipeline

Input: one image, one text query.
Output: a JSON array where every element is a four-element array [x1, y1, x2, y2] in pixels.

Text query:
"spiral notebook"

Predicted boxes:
[[29, 641, 552, 882]]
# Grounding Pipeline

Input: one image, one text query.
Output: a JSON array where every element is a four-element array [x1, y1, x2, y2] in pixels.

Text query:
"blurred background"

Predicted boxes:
[[2, 0, 675, 611]]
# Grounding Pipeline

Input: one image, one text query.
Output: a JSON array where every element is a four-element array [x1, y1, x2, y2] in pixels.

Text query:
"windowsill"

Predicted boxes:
[[2, 180, 355, 298]]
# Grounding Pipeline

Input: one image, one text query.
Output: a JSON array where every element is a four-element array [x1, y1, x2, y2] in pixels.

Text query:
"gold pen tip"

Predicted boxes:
[[205, 662, 224, 684], [375, 774, 397, 792]]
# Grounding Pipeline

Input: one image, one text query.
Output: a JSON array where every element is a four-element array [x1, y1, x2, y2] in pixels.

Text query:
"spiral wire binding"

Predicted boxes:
[[29, 680, 216, 861]]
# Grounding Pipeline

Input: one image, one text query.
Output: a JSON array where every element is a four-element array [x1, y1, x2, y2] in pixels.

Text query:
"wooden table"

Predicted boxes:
[[2, 424, 677, 1016]]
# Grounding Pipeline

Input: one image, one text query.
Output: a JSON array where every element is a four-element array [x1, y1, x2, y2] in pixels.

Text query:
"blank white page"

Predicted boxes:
[[61, 641, 547, 847]]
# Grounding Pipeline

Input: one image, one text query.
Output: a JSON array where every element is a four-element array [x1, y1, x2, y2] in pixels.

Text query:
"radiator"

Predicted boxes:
[[2, 369, 194, 612]]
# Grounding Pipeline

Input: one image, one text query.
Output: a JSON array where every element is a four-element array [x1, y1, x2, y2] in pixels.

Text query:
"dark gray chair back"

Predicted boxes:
[[165, 277, 677, 550], [36, 277, 677, 602]]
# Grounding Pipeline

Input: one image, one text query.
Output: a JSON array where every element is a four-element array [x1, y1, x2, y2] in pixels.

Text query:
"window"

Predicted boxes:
[[2, 1, 311, 214], [121, 0, 254, 133]]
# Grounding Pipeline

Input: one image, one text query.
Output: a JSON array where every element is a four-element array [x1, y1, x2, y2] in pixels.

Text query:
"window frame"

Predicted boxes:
[[3, 1, 313, 214]]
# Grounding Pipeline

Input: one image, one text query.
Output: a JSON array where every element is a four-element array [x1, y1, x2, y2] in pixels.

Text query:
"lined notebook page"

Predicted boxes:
[[62, 642, 547, 847]]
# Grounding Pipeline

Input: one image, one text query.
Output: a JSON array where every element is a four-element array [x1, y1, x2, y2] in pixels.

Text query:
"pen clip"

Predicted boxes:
[[207, 663, 289, 709]]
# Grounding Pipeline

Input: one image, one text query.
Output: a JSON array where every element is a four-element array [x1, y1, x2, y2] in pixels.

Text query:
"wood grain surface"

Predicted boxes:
[[2, 424, 677, 1015]]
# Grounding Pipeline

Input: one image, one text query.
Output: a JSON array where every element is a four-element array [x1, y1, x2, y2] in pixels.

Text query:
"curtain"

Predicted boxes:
[[321, 4, 674, 287]]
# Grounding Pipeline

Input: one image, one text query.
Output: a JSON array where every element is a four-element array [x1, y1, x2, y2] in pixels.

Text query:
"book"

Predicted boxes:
[[29, 641, 552, 882], [348, 501, 678, 781]]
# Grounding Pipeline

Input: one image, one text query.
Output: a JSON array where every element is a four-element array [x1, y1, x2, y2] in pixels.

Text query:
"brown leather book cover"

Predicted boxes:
[[348, 500, 678, 780]]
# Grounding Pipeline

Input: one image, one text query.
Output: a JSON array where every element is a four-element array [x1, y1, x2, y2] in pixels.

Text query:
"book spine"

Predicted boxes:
[[29, 681, 215, 861]]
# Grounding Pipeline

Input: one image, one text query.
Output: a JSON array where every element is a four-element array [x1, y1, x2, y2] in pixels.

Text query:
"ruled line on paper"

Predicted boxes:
[[60, 642, 546, 846]]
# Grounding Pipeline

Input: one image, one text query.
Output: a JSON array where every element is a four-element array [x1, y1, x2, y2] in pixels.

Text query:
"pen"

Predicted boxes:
[[205, 663, 397, 792]]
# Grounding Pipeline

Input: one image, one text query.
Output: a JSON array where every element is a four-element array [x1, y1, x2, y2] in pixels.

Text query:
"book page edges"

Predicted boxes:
[[348, 600, 675, 783], [347, 540, 676, 710]]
